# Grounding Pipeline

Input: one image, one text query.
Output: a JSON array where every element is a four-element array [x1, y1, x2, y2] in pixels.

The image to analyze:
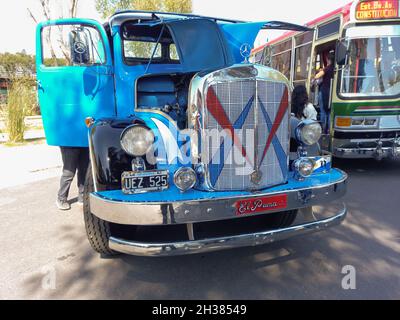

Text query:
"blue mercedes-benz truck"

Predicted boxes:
[[36, 11, 347, 256]]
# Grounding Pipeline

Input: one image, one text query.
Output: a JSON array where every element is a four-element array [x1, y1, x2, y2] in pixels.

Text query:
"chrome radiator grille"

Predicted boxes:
[[201, 77, 290, 191]]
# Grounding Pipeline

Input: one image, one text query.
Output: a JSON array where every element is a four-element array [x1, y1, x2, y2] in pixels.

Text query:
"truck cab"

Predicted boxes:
[[36, 11, 347, 256]]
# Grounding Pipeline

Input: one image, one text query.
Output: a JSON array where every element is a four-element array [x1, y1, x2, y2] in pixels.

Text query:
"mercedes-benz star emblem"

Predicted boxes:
[[240, 43, 252, 63], [74, 41, 87, 54]]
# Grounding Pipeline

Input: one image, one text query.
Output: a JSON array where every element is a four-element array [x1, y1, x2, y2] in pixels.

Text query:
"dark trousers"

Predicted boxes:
[[319, 86, 331, 134], [58, 147, 90, 202]]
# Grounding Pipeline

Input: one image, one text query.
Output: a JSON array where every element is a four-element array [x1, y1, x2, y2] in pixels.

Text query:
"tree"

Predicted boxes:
[[95, 0, 192, 19], [0, 53, 36, 81], [27, 0, 81, 65]]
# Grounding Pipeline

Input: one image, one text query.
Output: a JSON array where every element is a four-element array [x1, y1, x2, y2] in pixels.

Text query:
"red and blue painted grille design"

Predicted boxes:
[[203, 79, 289, 191]]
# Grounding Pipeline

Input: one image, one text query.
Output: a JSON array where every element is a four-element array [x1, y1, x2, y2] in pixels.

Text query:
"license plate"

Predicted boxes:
[[122, 170, 169, 194], [235, 194, 288, 216]]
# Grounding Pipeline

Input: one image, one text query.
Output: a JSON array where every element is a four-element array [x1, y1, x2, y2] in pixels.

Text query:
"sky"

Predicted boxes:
[[0, 0, 352, 54]]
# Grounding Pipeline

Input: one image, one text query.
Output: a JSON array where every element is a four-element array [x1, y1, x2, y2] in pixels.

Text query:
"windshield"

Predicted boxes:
[[340, 35, 400, 98], [122, 22, 180, 65]]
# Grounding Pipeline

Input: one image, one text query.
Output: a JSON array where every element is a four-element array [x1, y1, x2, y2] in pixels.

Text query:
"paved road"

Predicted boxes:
[[0, 150, 399, 299]]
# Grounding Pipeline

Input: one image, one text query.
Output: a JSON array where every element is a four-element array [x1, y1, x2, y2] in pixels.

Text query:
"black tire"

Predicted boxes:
[[268, 210, 298, 229], [83, 164, 117, 256]]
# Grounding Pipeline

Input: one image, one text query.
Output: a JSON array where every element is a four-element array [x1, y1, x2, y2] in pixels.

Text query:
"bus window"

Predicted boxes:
[[293, 32, 313, 86], [254, 50, 264, 64], [263, 46, 272, 66], [274, 39, 292, 54], [315, 53, 322, 71], [294, 43, 312, 85], [340, 35, 400, 97], [272, 51, 291, 80], [271, 39, 292, 80], [295, 31, 314, 46], [317, 18, 340, 40]]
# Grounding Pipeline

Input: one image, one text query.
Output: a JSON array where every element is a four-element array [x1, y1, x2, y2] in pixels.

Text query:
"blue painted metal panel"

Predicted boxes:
[[94, 168, 346, 203], [219, 22, 266, 63], [36, 19, 116, 147]]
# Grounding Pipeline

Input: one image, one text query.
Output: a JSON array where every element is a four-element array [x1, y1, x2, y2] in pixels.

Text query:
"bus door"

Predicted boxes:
[[312, 42, 337, 149]]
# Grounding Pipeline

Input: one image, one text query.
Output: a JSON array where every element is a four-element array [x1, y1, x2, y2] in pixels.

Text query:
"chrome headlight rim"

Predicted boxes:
[[174, 167, 197, 192], [120, 125, 155, 157], [293, 158, 315, 178], [295, 120, 322, 146]]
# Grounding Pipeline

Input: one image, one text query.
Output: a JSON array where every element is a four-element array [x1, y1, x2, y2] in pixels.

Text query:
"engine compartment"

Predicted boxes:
[[136, 73, 195, 130]]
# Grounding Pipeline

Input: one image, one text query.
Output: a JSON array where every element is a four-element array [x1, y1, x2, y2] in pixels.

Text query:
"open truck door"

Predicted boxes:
[[36, 19, 115, 147]]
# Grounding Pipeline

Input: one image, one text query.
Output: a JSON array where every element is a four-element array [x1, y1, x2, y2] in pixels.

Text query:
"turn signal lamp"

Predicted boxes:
[[336, 117, 351, 128]]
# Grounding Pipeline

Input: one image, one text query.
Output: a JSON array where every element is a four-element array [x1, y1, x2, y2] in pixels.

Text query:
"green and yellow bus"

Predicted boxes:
[[252, 0, 400, 159]]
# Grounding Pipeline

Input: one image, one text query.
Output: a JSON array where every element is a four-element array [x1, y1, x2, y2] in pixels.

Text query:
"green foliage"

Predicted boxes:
[[124, 41, 161, 60], [43, 58, 69, 68], [95, 0, 192, 19], [0, 52, 36, 81], [2, 79, 37, 143]]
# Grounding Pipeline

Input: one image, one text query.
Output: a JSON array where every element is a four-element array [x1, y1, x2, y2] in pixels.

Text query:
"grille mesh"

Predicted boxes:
[[203, 79, 289, 191]]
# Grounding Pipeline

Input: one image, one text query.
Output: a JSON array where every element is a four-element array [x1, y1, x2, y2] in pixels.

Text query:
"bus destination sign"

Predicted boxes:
[[356, 0, 399, 20]]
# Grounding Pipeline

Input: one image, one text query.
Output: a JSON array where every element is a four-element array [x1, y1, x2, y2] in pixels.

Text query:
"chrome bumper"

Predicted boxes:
[[109, 205, 347, 256], [334, 138, 400, 160], [90, 173, 347, 226]]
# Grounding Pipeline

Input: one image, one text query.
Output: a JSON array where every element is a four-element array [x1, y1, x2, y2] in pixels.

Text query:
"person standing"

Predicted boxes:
[[56, 147, 90, 211], [291, 85, 318, 121], [314, 51, 335, 133]]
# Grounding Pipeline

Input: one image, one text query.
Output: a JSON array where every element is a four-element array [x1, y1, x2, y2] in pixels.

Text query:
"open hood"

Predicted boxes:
[[220, 21, 312, 63], [113, 11, 312, 71]]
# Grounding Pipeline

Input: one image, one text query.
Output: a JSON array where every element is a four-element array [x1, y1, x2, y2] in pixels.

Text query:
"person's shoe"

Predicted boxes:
[[56, 199, 71, 211], [78, 195, 84, 206]]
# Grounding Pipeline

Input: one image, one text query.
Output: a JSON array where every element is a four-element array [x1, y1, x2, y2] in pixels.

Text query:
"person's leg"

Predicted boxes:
[[58, 147, 79, 204], [77, 148, 90, 203], [319, 90, 327, 133], [322, 87, 331, 134]]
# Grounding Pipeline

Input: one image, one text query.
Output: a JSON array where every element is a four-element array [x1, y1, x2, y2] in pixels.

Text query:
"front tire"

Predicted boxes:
[[268, 210, 298, 229], [83, 164, 117, 256]]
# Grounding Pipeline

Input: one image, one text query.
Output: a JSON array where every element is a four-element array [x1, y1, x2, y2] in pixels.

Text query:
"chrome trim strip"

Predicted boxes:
[[88, 133, 99, 193], [108, 205, 347, 256], [90, 172, 347, 225]]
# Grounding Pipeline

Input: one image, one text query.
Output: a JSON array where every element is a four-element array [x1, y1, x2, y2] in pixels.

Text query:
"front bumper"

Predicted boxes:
[[109, 205, 347, 256], [90, 169, 347, 256], [90, 170, 347, 226], [333, 138, 400, 159]]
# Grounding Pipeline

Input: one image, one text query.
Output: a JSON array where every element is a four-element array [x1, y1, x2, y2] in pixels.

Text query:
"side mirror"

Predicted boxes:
[[336, 40, 348, 66], [69, 28, 90, 65]]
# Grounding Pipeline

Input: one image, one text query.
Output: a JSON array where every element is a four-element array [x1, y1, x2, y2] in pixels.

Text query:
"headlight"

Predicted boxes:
[[293, 158, 315, 178], [120, 125, 154, 157], [296, 120, 322, 146], [174, 167, 197, 192]]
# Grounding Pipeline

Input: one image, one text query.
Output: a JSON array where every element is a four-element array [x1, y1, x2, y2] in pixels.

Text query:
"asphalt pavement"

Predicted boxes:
[[0, 144, 399, 299]]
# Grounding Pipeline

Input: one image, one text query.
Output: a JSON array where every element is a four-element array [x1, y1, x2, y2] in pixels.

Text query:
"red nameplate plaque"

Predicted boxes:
[[235, 194, 288, 216]]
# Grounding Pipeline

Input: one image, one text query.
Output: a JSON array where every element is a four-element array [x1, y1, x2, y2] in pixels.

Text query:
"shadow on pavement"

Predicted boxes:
[[17, 159, 400, 299]]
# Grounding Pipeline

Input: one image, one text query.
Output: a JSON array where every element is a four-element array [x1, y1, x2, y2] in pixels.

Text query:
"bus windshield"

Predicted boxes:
[[340, 35, 400, 98]]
